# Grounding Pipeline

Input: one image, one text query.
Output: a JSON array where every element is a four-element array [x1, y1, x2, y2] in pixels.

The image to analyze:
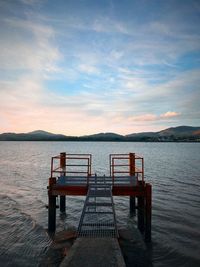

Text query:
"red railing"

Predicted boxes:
[[50, 152, 144, 183], [109, 153, 144, 182], [51, 153, 92, 177]]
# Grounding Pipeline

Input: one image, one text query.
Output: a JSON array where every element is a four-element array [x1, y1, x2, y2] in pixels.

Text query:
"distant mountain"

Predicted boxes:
[[125, 126, 200, 141], [157, 126, 200, 136], [28, 130, 55, 136], [0, 126, 200, 141], [126, 132, 157, 138], [82, 132, 124, 141], [0, 130, 77, 141]]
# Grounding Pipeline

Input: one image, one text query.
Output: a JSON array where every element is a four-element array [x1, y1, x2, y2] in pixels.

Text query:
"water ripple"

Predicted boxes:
[[0, 141, 200, 266]]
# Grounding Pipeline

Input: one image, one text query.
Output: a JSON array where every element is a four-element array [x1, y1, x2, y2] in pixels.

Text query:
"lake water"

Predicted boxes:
[[0, 141, 200, 267]]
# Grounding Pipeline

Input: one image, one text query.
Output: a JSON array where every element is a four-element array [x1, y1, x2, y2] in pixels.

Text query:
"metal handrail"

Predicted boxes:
[[109, 153, 144, 182], [51, 153, 92, 178]]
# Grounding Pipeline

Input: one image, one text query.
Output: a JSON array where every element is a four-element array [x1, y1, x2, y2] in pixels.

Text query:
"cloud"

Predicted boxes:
[[0, 17, 61, 74], [34, 5, 200, 74], [78, 64, 100, 75], [127, 111, 180, 123], [128, 114, 157, 122], [92, 17, 129, 34], [160, 111, 180, 119], [20, 0, 41, 5], [0, 0, 200, 135]]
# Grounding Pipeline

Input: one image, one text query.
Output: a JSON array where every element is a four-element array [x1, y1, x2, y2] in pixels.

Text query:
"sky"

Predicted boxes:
[[0, 0, 200, 135]]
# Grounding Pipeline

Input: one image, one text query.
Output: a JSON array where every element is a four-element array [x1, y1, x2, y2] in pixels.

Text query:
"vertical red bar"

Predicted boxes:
[[51, 157, 53, 178], [109, 154, 111, 176], [142, 158, 144, 181], [60, 152, 66, 213], [60, 152, 66, 171], [129, 153, 136, 214], [89, 155, 92, 177], [87, 158, 89, 185], [112, 157, 114, 185], [129, 153, 135, 176]]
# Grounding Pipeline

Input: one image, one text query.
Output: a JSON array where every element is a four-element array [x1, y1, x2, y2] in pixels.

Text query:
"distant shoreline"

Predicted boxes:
[[0, 140, 199, 142], [0, 126, 199, 142]]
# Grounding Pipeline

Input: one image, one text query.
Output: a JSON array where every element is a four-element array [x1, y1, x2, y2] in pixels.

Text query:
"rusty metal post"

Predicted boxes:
[[129, 153, 135, 176], [48, 177, 56, 232], [60, 152, 66, 170], [60, 152, 66, 213], [145, 183, 152, 242], [129, 153, 136, 214]]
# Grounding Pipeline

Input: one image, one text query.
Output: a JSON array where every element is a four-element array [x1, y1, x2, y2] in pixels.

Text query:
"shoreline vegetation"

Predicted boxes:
[[0, 126, 200, 142]]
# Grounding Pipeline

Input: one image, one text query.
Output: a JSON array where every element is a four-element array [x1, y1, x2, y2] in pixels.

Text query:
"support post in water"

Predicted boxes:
[[60, 152, 66, 213], [137, 181, 145, 233], [48, 177, 56, 232], [145, 183, 152, 242], [129, 153, 136, 214], [137, 195, 145, 233]]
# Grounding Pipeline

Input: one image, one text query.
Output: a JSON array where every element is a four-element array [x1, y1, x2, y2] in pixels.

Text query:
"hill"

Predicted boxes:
[[0, 130, 78, 141], [157, 126, 200, 136], [82, 132, 124, 141], [0, 126, 200, 141]]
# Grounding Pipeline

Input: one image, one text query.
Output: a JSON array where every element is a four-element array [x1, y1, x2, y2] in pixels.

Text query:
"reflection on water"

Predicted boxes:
[[0, 141, 200, 267]]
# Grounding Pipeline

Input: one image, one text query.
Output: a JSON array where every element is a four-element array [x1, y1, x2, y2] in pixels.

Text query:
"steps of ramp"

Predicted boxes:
[[77, 183, 118, 238]]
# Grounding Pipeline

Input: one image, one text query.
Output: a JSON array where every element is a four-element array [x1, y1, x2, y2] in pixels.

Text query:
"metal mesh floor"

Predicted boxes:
[[77, 182, 118, 238], [57, 175, 137, 186]]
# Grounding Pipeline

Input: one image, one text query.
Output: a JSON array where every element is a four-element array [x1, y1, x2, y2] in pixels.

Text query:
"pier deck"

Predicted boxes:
[[57, 175, 137, 186], [52, 175, 138, 196]]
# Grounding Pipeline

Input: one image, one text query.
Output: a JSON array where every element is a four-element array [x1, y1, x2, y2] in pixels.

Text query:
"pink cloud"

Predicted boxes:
[[127, 111, 180, 123], [160, 111, 180, 118], [128, 114, 157, 122]]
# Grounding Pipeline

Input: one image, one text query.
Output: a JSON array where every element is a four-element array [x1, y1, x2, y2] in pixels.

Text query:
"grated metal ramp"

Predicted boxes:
[[77, 180, 118, 238]]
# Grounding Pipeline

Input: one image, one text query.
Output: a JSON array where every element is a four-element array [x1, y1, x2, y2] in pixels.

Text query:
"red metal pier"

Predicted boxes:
[[47, 152, 152, 242]]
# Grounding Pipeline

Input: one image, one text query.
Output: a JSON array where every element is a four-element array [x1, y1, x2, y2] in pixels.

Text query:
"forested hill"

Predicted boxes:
[[0, 126, 200, 142]]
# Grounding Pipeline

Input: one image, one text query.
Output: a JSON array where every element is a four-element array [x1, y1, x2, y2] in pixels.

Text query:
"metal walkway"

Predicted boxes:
[[77, 177, 118, 238]]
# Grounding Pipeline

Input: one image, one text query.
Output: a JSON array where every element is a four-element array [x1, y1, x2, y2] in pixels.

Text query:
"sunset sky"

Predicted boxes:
[[0, 0, 200, 135]]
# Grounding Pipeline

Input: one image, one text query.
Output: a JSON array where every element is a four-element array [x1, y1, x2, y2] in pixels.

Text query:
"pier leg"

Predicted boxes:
[[60, 195, 66, 212], [48, 194, 56, 232], [60, 152, 66, 213], [48, 177, 56, 232], [129, 153, 136, 215], [130, 196, 136, 215], [145, 183, 152, 242], [137, 196, 145, 233]]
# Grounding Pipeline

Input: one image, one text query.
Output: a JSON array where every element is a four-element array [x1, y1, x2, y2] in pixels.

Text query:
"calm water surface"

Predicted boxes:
[[0, 141, 200, 266]]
